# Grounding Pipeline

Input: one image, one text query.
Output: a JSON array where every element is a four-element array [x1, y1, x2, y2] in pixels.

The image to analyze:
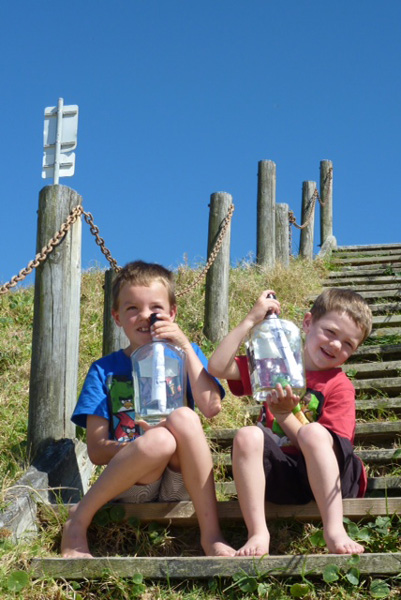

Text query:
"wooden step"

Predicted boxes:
[[216, 476, 401, 497], [353, 376, 401, 395], [209, 422, 401, 448], [215, 448, 400, 468], [31, 551, 401, 579], [335, 243, 401, 253], [324, 275, 401, 287], [330, 256, 401, 267], [244, 397, 401, 417], [351, 343, 401, 361], [327, 266, 401, 278], [343, 359, 401, 378]]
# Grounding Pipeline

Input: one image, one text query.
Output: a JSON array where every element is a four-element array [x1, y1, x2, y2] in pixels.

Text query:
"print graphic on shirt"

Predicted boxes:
[[107, 376, 139, 443]]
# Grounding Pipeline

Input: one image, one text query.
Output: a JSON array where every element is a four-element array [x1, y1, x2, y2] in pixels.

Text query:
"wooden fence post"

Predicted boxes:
[[320, 160, 333, 246], [256, 160, 276, 267], [299, 181, 316, 261], [204, 192, 232, 342], [275, 203, 290, 267], [28, 185, 82, 459], [103, 269, 129, 356]]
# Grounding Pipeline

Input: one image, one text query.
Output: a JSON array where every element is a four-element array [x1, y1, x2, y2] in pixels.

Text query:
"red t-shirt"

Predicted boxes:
[[228, 356, 367, 496]]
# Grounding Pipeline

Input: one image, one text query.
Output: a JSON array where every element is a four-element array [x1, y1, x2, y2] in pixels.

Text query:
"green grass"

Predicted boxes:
[[2, 257, 401, 599]]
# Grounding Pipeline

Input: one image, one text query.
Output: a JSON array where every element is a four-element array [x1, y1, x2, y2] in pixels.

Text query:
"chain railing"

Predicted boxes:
[[0, 203, 235, 297], [287, 167, 333, 253]]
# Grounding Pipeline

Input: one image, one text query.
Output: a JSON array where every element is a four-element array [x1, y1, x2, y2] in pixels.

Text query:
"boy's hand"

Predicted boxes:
[[244, 290, 281, 328], [266, 384, 300, 415], [151, 316, 191, 352]]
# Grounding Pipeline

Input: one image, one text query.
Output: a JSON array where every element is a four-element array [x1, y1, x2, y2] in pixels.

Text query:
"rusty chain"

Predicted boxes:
[[0, 203, 235, 297], [287, 167, 333, 253]]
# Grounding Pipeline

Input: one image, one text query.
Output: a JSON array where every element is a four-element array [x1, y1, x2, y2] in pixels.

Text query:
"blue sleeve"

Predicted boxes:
[[186, 343, 225, 409], [71, 362, 111, 429]]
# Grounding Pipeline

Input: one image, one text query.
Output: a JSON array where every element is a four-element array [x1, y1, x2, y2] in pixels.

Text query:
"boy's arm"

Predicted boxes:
[[151, 319, 222, 418], [267, 385, 303, 449], [208, 290, 281, 380], [86, 415, 128, 465]]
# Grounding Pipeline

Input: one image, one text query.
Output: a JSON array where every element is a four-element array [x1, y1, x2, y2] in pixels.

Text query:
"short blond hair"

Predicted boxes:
[[310, 288, 372, 344], [112, 261, 176, 311]]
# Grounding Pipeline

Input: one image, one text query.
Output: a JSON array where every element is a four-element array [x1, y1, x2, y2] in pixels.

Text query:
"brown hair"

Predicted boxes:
[[112, 261, 176, 311], [310, 288, 372, 344]]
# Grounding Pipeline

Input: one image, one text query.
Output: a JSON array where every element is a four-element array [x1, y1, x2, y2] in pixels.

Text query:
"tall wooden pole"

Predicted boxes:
[[256, 160, 276, 267], [204, 192, 232, 342], [320, 159, 333, 246], [103, 269, 129, 356], [299, 181, 316, 261], [28, 185, 82, 459], [275, 203, 290, 267]]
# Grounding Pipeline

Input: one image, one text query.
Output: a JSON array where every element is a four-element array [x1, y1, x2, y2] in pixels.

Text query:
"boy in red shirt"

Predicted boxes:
[[209, 288, 372, 556]]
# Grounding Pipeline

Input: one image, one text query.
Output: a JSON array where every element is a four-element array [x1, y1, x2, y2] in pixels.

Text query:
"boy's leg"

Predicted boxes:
[[232, 426, 270, 556], [61, 427, 176, 558], [165, 407, 235, 556], [297, 423, 364, 554]]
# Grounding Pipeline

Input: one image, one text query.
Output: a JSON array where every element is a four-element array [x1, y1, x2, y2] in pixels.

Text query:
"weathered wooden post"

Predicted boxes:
[[28, 185, 82, 459], [103, 269, 129, 355], [204, 192, 232, 342], [299, 181, 316, 261], [275, 203, 290, 267], [320, 160, 333, 246], [256, 160, 276, 267]]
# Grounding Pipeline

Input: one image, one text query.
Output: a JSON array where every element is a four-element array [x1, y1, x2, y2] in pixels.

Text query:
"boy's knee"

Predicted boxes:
[[166, 406, 201, 430], [297, 422, 331, 450], [139, 426, 177, 458], [234, 426, 263, 455]]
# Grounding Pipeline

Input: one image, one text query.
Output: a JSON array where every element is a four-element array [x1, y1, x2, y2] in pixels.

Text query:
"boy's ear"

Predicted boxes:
[[111, 308, 122, 328], [303, 312, 313, 333], [170, 304, 177, 320]]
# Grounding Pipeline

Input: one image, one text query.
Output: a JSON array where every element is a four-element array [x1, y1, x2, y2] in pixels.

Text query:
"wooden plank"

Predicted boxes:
[[209, 422, 401, 447], [325, 276, 401, 287], [353, 377, 401, 394], [217, 477, 401, 496], [56, 498, 401, 527], [31, 552, 401, 579], [216, 448, 400, 468], [244, 397, 401, 417], [351, 343, 401, 361], [343, 360, 401, 377], [335, 243, 401, 252]]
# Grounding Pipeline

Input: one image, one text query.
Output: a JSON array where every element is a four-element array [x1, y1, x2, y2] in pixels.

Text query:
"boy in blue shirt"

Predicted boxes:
[[61, 261, 235, 558]]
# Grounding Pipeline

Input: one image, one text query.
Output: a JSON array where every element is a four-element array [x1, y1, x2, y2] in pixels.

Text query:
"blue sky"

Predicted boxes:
[[1, 1, 400, 288]]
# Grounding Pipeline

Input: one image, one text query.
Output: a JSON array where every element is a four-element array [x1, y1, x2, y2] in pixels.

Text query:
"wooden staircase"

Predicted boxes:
[[32, 244, 401, 580]]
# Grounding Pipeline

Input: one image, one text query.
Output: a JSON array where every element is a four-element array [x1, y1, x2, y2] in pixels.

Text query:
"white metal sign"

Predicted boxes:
[[42, 98, 79, 183]]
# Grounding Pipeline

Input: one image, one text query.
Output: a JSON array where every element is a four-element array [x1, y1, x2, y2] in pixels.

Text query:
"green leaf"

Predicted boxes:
[[355, 527, 372, 542], [109, 504, 125, 523], [290, 582, 311, 597], [6, 571, 30, 592], [322, 564, 340, 583], [132, 573, 143, 584], [345, 521, 360, 538], [309, 529, 325, 547], [392, 448, 401, 459], [345, 567, 360, 586], [370, 579, 391, 598], [93, 509, 110, 526]]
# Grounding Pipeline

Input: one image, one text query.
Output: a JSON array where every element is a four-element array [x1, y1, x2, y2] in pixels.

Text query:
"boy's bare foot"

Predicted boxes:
[[324, 528, 364, 555], [61, 517, 93, 559], [235, 534, 270, 557], [202, 537, 236, 557]]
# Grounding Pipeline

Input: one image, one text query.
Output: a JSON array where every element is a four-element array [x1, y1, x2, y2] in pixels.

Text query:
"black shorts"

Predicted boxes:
[[259, 423, 363, 505]]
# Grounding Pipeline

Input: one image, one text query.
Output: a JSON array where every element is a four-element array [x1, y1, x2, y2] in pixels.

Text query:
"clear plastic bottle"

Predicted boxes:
[[131, 313, 187, 425], [245, 295, 306, 401]]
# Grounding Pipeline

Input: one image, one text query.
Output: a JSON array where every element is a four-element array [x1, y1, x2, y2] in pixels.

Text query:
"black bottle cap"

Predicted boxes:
[[149, 313, 160, 326]]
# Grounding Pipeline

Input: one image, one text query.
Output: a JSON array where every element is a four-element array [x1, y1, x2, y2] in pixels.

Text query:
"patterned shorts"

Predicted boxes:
[[113, 467, 190, 503]]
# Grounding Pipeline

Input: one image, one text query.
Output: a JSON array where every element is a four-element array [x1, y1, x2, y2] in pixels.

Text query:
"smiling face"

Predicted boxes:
[[112, 281, 176, 355], [302, 310, 364, 371]]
